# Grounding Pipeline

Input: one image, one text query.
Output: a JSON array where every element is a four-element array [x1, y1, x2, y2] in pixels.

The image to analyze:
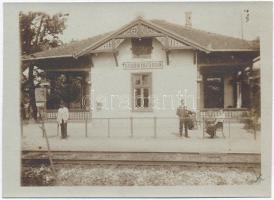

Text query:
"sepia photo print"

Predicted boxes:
[[3, 1, 273, 198]]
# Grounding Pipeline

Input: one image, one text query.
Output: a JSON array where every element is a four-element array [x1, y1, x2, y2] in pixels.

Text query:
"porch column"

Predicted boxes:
[[236, 81, 242, 108], [85, 71, 92, 110]]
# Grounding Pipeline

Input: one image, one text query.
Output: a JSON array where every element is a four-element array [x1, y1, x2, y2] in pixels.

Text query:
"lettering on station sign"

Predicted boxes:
[[122, 61, 164, 70]]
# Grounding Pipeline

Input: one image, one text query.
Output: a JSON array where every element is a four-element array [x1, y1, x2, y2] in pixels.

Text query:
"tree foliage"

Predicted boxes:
[[20, 12, 68, 120], [20, 12, 68, 55]]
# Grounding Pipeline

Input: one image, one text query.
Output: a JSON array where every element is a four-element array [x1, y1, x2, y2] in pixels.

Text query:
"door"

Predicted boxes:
[[204, 75, 224, 108]]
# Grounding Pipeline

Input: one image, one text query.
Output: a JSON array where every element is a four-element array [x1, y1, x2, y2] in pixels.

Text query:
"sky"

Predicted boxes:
[[18, 2, 269, 43]]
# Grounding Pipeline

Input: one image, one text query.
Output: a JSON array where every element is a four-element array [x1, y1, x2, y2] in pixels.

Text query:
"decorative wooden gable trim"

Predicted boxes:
[[75, 17, 210, 58], [156, 37, 194, 50], [91, 38, 125, 53], [115, 23, 163, 38], [155, 37, 194, 66], [91, 25, 194, 56]]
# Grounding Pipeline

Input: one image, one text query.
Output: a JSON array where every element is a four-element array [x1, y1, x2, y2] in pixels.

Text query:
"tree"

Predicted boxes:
[[47, 74, 82, 109], [20, 12, 68, 120], [20, 12, 68, 54]]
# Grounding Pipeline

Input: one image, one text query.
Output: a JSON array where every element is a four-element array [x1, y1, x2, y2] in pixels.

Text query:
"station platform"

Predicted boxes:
[[22, 121, 260, 154]]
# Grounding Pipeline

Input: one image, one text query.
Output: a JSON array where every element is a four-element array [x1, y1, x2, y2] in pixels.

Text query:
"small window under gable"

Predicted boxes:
[[131, 38, 153, 58]]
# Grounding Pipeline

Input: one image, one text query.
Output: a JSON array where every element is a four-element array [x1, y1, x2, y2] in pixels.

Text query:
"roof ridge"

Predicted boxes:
[[23, 18, 259, 61], [150, 19, 252, 42]]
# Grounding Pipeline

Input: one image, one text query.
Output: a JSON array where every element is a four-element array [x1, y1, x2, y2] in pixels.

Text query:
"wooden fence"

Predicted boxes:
[[46, 108, 249, 121], [46, 109, 92, 121]]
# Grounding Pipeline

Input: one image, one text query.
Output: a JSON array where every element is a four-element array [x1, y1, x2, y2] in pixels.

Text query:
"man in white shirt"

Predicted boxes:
[[57, 102, 69, 139]]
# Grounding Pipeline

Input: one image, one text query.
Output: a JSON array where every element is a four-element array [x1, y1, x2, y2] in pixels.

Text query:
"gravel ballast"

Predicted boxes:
[[54, 164, 260, 186]]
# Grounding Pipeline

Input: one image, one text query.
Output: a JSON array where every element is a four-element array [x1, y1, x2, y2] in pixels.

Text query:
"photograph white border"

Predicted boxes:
[[2, 1, 272, 197]]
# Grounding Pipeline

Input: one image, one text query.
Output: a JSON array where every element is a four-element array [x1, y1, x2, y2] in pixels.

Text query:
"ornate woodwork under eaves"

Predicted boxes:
[[90, 23, 198, 66], [156, 36, 194, 66], [92, 38, 124, 53], [156, 36, 193, 65], [156, 37, 193, 50], [116, 24, 163, 38]]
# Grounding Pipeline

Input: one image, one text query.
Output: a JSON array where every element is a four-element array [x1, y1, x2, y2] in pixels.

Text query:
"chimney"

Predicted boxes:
[[185, 12, 192, 28]]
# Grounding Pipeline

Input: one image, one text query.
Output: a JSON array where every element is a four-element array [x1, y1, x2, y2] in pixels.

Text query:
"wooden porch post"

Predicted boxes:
[[236, 81, 242, 108]]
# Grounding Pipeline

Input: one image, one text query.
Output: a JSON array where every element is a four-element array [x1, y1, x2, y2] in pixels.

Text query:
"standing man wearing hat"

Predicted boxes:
[[176, 99, 191, 138], [57, 102, 69, 139]]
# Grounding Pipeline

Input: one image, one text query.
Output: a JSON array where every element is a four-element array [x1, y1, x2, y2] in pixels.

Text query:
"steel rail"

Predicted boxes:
[[22, 151, 261, 168], [22, 158, 260, 168]]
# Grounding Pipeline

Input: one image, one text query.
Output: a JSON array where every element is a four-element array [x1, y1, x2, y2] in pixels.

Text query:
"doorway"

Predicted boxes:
[[204, 75, 224, 108]]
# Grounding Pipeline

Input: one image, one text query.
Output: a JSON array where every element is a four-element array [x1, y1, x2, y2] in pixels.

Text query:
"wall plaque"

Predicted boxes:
[[123, 61, 163, 70]]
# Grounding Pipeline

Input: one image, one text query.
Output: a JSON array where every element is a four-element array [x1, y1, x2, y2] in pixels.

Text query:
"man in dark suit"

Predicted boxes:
[[176, 99, 191, 138]]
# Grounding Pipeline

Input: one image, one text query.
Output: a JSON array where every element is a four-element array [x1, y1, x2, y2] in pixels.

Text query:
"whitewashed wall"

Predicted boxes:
[[91, 38, 197, 118]]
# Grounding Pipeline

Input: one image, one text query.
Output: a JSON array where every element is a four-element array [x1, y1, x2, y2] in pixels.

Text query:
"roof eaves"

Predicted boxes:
[[210, 48, 259, 52], [21, 54, 74, 62]]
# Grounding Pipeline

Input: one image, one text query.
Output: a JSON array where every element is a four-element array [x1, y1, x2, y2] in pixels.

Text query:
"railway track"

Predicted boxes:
[[22, 150, 261, 168]]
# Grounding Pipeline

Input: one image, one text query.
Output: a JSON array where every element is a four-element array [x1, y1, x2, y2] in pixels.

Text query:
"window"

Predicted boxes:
[[132, 73, 152, 111], [131, 38, 153, 58]]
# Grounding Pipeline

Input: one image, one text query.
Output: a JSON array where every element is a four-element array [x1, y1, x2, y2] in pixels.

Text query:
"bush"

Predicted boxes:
[[21, 165, 56, 186], [241, 111, 260, 131]]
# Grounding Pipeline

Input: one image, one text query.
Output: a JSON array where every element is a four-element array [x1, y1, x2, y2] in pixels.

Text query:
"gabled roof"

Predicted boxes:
[[22, 17, 260, 61], [150, 19, 259, 51], [22, 32, 113, 61]]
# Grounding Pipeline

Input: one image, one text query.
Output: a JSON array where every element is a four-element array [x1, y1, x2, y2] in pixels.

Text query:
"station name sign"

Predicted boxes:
[[122, 61, 163, 70]]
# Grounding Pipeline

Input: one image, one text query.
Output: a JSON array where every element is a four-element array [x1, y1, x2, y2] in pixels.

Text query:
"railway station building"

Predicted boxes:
[[22, 17, 260, 119]]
